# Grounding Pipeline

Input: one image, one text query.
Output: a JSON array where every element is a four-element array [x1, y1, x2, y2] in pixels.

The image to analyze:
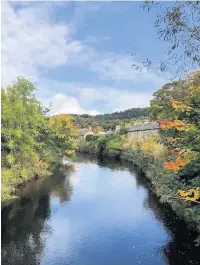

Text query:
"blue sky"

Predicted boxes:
[[2, 1, 169, 115]]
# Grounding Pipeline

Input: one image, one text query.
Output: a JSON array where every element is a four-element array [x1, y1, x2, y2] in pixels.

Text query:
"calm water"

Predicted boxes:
[[2, 154, 200, 265]]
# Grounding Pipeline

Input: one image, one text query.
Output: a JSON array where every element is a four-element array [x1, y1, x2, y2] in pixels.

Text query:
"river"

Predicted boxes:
[[1, 153, 200, 265]]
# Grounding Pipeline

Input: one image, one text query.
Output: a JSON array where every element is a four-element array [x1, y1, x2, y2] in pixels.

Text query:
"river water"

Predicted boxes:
[[2, 154, 200, 265]]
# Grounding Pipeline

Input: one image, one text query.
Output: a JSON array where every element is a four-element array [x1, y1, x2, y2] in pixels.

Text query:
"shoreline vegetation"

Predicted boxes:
[[1, 78, 78, 203], [1, 71, 200, 242], [79, 136, 200, 239], [78, 70, 200, 240]]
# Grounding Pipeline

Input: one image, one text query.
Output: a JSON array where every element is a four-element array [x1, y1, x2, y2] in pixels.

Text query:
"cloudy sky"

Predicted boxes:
[[2, 1, 168, 115]]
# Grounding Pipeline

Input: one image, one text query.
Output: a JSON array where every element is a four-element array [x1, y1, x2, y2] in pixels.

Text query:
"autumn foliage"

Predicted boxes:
[[160, 119, 184, 130], [171, 100, 192, 112], [178, 188, 200, 202], [1, 79, 78, 200], [150, 70, 200, 206], [164, 157, 186, 171]]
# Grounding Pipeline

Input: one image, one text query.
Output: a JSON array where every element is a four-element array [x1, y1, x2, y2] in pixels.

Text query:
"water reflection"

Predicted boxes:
[[1, 154, 200, 265], [144, 190, 200, 265], [1, 164, 75, 265], [70, 153, 200, 265]]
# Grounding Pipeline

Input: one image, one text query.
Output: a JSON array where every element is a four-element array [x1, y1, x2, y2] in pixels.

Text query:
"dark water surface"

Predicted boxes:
[[2, 154, 200, 265]]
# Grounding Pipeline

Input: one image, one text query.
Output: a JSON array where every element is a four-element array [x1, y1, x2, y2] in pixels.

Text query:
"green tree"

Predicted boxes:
[[1, 78, 78, 201], [2, 78, 48, 173]]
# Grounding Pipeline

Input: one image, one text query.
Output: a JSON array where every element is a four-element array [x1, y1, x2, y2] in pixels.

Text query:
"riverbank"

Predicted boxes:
[[3, 154, 200, 265], [1, 161, 76, 232], [79, 144, 200, 240], [1, 159, 71, 205]]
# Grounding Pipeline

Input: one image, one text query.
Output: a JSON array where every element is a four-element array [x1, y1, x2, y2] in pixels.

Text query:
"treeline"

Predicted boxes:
[[80, 70, 200, 233], [72, 107, 149, 131], [1, 78, 78, 201]]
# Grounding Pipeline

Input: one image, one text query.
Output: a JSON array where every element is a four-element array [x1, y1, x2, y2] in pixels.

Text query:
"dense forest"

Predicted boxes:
[[72, 108, 149, 131]]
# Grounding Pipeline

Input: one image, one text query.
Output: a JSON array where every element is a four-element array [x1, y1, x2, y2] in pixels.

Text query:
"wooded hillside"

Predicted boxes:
[[72, 108, 149, 131]]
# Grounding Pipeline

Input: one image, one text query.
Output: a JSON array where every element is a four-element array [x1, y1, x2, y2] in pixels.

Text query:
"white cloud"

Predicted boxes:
[[41, 80, 152, 114], [45, 93, 99, 116], [1, 1, 82, 85], [1, 2, 164, 114], [77, 86, 153, 110], [1, 1, 165, 87], [67, 46, 165, 86], [90, 53, 164, 85]]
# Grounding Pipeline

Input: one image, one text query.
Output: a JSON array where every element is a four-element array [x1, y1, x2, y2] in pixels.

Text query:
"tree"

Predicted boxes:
[[1, 78, 78, 200], [134, 1, 200, 79], [150, 70, 200, 187], [71, 108, 149, 131], [2, 78, 48, 175], [48, 114, 78, 152]]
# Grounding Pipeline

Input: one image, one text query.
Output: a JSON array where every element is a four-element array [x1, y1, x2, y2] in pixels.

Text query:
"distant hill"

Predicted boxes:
[[71, 107, 149, 131]]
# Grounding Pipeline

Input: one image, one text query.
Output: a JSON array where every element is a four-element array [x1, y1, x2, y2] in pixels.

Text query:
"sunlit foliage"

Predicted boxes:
[[150, 70, 200, 214], [1, 78, 78, 200], [178, 188, 200, 203]]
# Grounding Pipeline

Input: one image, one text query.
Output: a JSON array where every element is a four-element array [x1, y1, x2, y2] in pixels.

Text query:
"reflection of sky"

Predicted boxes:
[[41, 163, 169, 265]]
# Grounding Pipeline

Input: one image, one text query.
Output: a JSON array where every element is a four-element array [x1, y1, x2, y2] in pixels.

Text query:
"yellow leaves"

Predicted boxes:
[[58, 114, 72, 121], [171, 100, 192, 112], [140, 139, 156, 154], [50, 114, 72, 122], [129, 134, 166, 160], [49, 114, 72, 128], [178, 187, 200, 202], [180, 149, 197, 164], [49, 113, 78, 140], [65, 150, 75, 156]]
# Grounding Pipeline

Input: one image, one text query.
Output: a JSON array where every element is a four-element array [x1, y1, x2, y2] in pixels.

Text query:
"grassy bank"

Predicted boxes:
[[79, 133, 200, 239]]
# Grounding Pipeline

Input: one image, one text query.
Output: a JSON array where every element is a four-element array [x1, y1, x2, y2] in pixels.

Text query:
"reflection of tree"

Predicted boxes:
[[1, 163, 75, 265], [74, 153, 200, 265], [73, 152, 133, 172], [50, 164, 74, 203], [51, 177, 73, 203], [144, 190, 200, 265], [2, 192, 52, 265]]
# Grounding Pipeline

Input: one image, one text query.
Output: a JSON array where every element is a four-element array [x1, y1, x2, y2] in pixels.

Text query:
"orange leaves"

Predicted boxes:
[[164, 157, 186, 171], [164, 150, 196, 171], [160, 119, 196, 131], [178, 188, 200, 202], [171, 100, 191, 112], [163, 162, 178, 171], [160, 119, 184, 130]]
